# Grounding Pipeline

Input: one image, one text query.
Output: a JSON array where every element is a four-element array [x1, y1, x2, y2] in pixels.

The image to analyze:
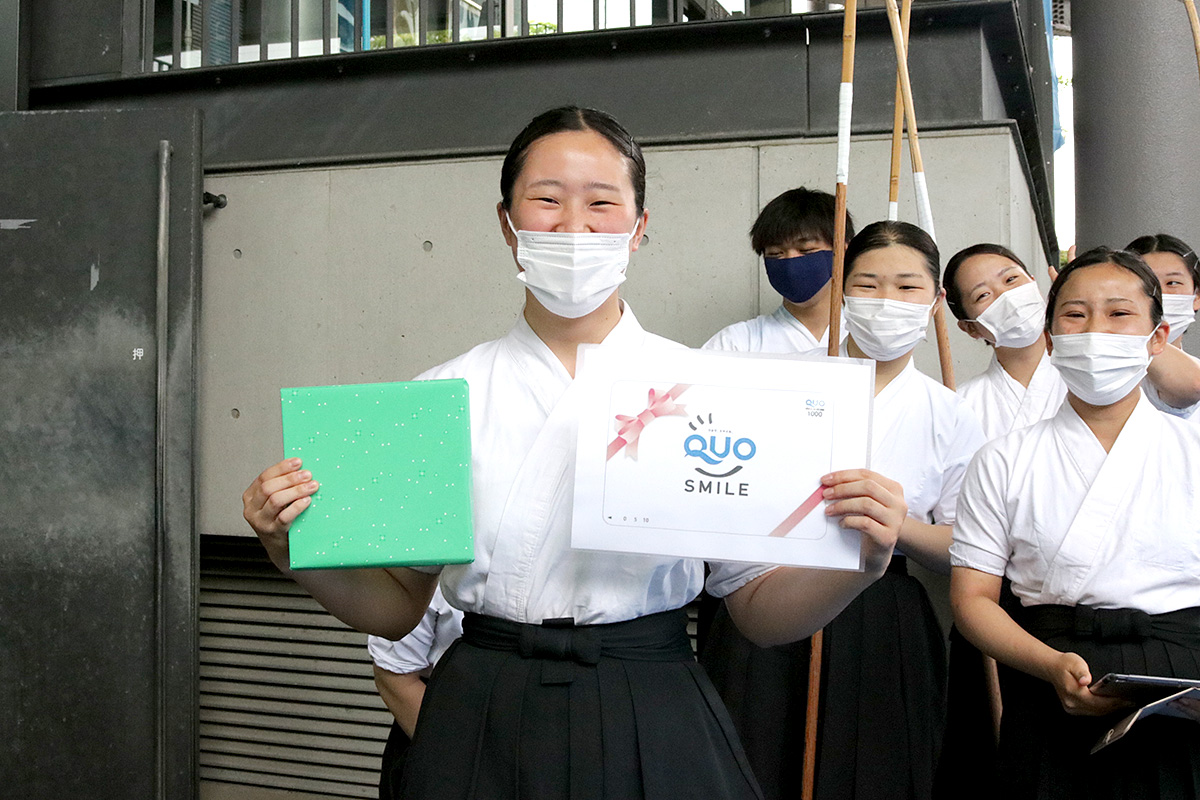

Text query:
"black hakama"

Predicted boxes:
[[996, 603, 1200, 800], [699, 556, 946, 800], [399, 607, 763, 800], [932, 580, 1018, 800]]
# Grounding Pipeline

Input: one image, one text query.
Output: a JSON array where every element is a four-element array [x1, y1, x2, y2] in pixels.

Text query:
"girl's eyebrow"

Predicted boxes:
[[525, 179, 622, 193], [1058, 297, 1135, 307]]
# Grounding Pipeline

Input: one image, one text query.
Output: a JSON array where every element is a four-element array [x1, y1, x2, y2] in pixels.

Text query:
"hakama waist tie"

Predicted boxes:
[[463, 608, 696, 686], [1011, 604, 1200, 648]]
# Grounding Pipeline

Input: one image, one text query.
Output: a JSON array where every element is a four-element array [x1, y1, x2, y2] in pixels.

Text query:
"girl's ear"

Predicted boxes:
[[957, 319, 993, 345], [931, 287, 947, 316], [497, 202, 517, 248], [630, 210, 649, 252], [1149, 323, 1169, 357]]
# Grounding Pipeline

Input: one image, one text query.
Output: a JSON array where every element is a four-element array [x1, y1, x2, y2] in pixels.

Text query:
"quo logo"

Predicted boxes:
[[683, 413, 757, 479]]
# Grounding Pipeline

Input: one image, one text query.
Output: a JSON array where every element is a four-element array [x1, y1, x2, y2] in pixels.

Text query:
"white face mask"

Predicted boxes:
[[1161, 293, 1196, 342], [843, 296, 934, 362], [508, 214, 637, 319], [1049, 331, 1156, 406], [970, 281, 1046, 349]]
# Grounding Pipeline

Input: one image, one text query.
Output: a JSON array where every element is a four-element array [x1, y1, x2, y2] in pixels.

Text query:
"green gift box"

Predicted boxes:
[[280, 379, 474, 569]]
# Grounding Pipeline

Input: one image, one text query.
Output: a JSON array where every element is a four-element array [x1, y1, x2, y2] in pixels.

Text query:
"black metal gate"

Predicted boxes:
[[0, 107, 201, 799]]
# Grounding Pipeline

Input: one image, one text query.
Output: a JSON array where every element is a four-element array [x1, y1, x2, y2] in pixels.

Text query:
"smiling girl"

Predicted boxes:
[[241, 107, 910, 800]]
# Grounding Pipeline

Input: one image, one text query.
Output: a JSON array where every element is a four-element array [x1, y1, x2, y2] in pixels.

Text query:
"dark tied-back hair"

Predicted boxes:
[[844, 220, 940, 288], [943, 243, 1032, 321], [749, 187, 856, 255], [1045, 247, 1164, 333], [1125, 233, 1200, 291], [500, 106, 647, 215]]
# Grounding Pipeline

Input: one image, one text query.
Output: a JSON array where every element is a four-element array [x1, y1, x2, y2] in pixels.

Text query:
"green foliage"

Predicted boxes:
[[369, 31, 451, 47], [360, 19, 555, 50]]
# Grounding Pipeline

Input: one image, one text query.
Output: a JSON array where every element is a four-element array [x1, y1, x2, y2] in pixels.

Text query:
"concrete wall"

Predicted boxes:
[[198, 125, 1043, 541]]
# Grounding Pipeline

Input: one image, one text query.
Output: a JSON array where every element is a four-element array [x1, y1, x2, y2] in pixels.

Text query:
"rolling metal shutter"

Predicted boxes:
[[200, 536, 390, 799]]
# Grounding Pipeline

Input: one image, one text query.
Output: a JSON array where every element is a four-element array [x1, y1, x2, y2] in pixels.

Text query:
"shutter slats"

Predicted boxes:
[[202, 708, 389, 740], [201, 603, 355, 630], [201, 766, 378, 798], [201, 573, 310, 595], [200, 619, 367, 645], [200, 722, 387, 755], [201, 647, 374, 677], [201, 663, 380, 692], [202, 736, 383, 770], [202, 752, 377, 784], [201, 692, 393, 724], [199, 535, 392, 798], [202, 587, 326, 611], [202, 678, 385, 709], [201, 634, 367, 661]]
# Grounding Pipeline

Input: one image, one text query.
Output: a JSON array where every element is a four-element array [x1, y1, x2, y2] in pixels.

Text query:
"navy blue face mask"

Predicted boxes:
[[764, 249, 835, 304]]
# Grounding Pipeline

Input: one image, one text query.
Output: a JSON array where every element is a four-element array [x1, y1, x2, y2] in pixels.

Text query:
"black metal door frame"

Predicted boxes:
[[0, 107, 201, 800]]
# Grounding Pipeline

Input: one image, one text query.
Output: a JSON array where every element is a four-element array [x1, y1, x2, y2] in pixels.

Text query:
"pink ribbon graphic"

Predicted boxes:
[[606, 384, 691, 461], [768, 485, 826, 537]]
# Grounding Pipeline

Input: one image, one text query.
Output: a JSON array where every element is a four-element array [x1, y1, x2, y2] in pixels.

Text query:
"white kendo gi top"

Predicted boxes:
[[950, 393, 1200, 615], [368, 585, 463, 677], [703, 304, 847, 355], [413, 304, 770, 625], [958, 351, 1067, 442], [866, 361, 987, 528]]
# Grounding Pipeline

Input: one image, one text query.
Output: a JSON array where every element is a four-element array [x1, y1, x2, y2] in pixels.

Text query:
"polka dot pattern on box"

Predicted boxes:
[[280, 378, 474, 570]]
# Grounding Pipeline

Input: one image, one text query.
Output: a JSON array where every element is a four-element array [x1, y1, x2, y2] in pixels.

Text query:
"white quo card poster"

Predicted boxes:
[[571, 346, 875, 571]]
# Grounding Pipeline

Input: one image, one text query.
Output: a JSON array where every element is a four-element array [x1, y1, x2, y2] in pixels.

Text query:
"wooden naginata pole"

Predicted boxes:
[[804, 4, 857, 800], [883, 0, 955, 391], [1185, 0, 1200, 82], [887, 0, 913, 222]]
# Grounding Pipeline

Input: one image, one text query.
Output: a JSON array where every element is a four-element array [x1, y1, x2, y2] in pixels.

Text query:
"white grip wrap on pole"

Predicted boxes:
[[836, 82, 854, 185], [913, 171, 936, 242], [888, 200, 899, 222]]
